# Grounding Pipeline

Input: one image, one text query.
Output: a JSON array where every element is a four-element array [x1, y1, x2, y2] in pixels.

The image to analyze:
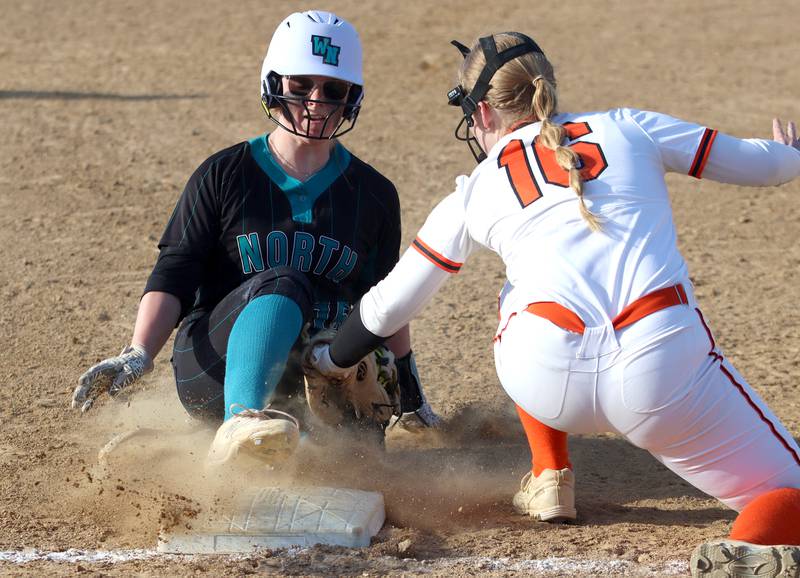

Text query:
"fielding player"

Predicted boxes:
[[72, 10, 441, 465], [308, 32, 800, 575]]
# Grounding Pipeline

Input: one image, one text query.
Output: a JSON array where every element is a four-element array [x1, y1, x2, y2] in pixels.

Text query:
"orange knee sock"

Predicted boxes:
[[729, 488, 800, 545], [515, 404, 571, 476]]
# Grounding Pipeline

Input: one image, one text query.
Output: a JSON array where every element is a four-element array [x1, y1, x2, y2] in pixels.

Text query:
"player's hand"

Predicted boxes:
[[72, 344, 153, 412], [303, 342, 355, 383], [391, 351, 444, 432], [773, 118, 799, 151]]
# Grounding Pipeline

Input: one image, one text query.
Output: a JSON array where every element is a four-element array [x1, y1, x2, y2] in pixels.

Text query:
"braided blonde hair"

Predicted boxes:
[[459, 34, 602, 232]]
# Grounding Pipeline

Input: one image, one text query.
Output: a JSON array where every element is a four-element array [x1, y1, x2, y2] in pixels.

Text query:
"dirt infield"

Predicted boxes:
[[1, 0, 799, 575]]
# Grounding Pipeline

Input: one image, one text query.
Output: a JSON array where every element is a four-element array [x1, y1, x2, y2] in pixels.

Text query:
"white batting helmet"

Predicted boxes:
[[262, 10, 363, 88], [260, 11, 364, 137]]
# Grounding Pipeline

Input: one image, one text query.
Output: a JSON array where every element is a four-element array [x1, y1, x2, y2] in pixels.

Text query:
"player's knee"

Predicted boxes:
[[244, 267, 313, 321]]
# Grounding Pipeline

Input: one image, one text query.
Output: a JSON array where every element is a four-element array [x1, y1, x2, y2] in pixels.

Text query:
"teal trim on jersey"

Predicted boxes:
[[248, 133, 351, 224]]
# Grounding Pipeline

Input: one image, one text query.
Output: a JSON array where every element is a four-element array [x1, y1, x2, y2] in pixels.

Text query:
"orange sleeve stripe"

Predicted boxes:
[[689, 128, 718, 179], [412, 237, 462, 273]]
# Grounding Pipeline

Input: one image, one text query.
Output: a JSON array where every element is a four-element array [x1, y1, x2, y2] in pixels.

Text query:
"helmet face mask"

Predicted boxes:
[[261, 75, 362, 140], [447, 84, 485, 162], [261, 11, 364, 140], [447, 33, 546, 162]]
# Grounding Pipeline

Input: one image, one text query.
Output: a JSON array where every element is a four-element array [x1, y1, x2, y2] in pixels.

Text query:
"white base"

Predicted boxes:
[[157, 486, 385, 553]]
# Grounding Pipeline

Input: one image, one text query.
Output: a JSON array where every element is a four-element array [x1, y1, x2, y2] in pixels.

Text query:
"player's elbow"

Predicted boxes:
[[360, 281, 421, 338]]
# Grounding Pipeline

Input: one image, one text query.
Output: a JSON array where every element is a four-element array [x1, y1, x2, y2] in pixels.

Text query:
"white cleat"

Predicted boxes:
[[389, 401, 443, 433], [690, 540, 800, 578], [206, 405, 300, 468], [512, 468, 577, 523]]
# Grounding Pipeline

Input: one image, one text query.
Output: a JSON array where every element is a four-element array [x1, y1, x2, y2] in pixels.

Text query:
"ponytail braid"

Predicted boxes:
[[532, 77, 603, 232], [459, 34, 603, 232]]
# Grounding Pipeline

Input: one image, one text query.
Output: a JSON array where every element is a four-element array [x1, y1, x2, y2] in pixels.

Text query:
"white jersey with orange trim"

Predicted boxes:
[[354, 108, 800, 515], [359, 108, 800, 339], [344, 108, 800, 519]]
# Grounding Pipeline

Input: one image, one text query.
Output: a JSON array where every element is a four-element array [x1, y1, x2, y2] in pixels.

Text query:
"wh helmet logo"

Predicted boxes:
[[311, 35, 340, 66]]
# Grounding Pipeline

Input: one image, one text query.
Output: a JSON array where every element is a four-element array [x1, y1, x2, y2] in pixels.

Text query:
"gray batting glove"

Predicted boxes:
[[72, 344, 153, 413]]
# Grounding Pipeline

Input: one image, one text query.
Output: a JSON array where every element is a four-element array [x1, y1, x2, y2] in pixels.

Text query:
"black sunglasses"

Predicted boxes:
[[285, 76, 350, 102]]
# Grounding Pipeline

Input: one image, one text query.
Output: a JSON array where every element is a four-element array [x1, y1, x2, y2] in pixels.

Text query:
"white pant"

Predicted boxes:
[[494, 297, 800, 511]]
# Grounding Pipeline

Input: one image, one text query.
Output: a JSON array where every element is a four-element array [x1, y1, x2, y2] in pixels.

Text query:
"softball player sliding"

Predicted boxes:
[[309, 32, 800, 575], [72, 11, 441, 466]]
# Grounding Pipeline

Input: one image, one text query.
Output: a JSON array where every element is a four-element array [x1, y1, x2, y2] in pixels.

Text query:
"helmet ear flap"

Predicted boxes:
[[343, 85, 363, 121], [261, 72, 283, 108]]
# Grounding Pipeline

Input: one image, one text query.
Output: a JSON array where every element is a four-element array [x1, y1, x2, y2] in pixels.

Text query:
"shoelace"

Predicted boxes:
[[228, 404, 300, 429]]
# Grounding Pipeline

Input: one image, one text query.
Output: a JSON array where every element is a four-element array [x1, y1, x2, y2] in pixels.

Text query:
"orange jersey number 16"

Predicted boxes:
[[498, 122, 608, 209]]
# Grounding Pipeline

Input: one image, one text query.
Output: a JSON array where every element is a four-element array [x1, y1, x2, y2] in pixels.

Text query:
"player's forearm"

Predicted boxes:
[[703, 133, 800, 186], [330, 251, 450, 367], [384, 325, 411, 358], [361, 250, 451, 337], [328, 304, 385, 367], [131, 291, 182, 360]]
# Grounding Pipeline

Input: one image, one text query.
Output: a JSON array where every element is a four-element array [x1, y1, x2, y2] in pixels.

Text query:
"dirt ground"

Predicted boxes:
[[1, 0, 799, 575]]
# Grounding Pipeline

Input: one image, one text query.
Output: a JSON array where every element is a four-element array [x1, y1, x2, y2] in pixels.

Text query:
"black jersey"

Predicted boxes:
[[144, 134, 401, 330]]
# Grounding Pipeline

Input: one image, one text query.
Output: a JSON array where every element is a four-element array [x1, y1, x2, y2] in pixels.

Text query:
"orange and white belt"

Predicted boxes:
[[524, 284, 689, 335]]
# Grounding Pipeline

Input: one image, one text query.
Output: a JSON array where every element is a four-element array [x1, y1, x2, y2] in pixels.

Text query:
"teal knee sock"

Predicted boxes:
[[224, 294, 303, 421]]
